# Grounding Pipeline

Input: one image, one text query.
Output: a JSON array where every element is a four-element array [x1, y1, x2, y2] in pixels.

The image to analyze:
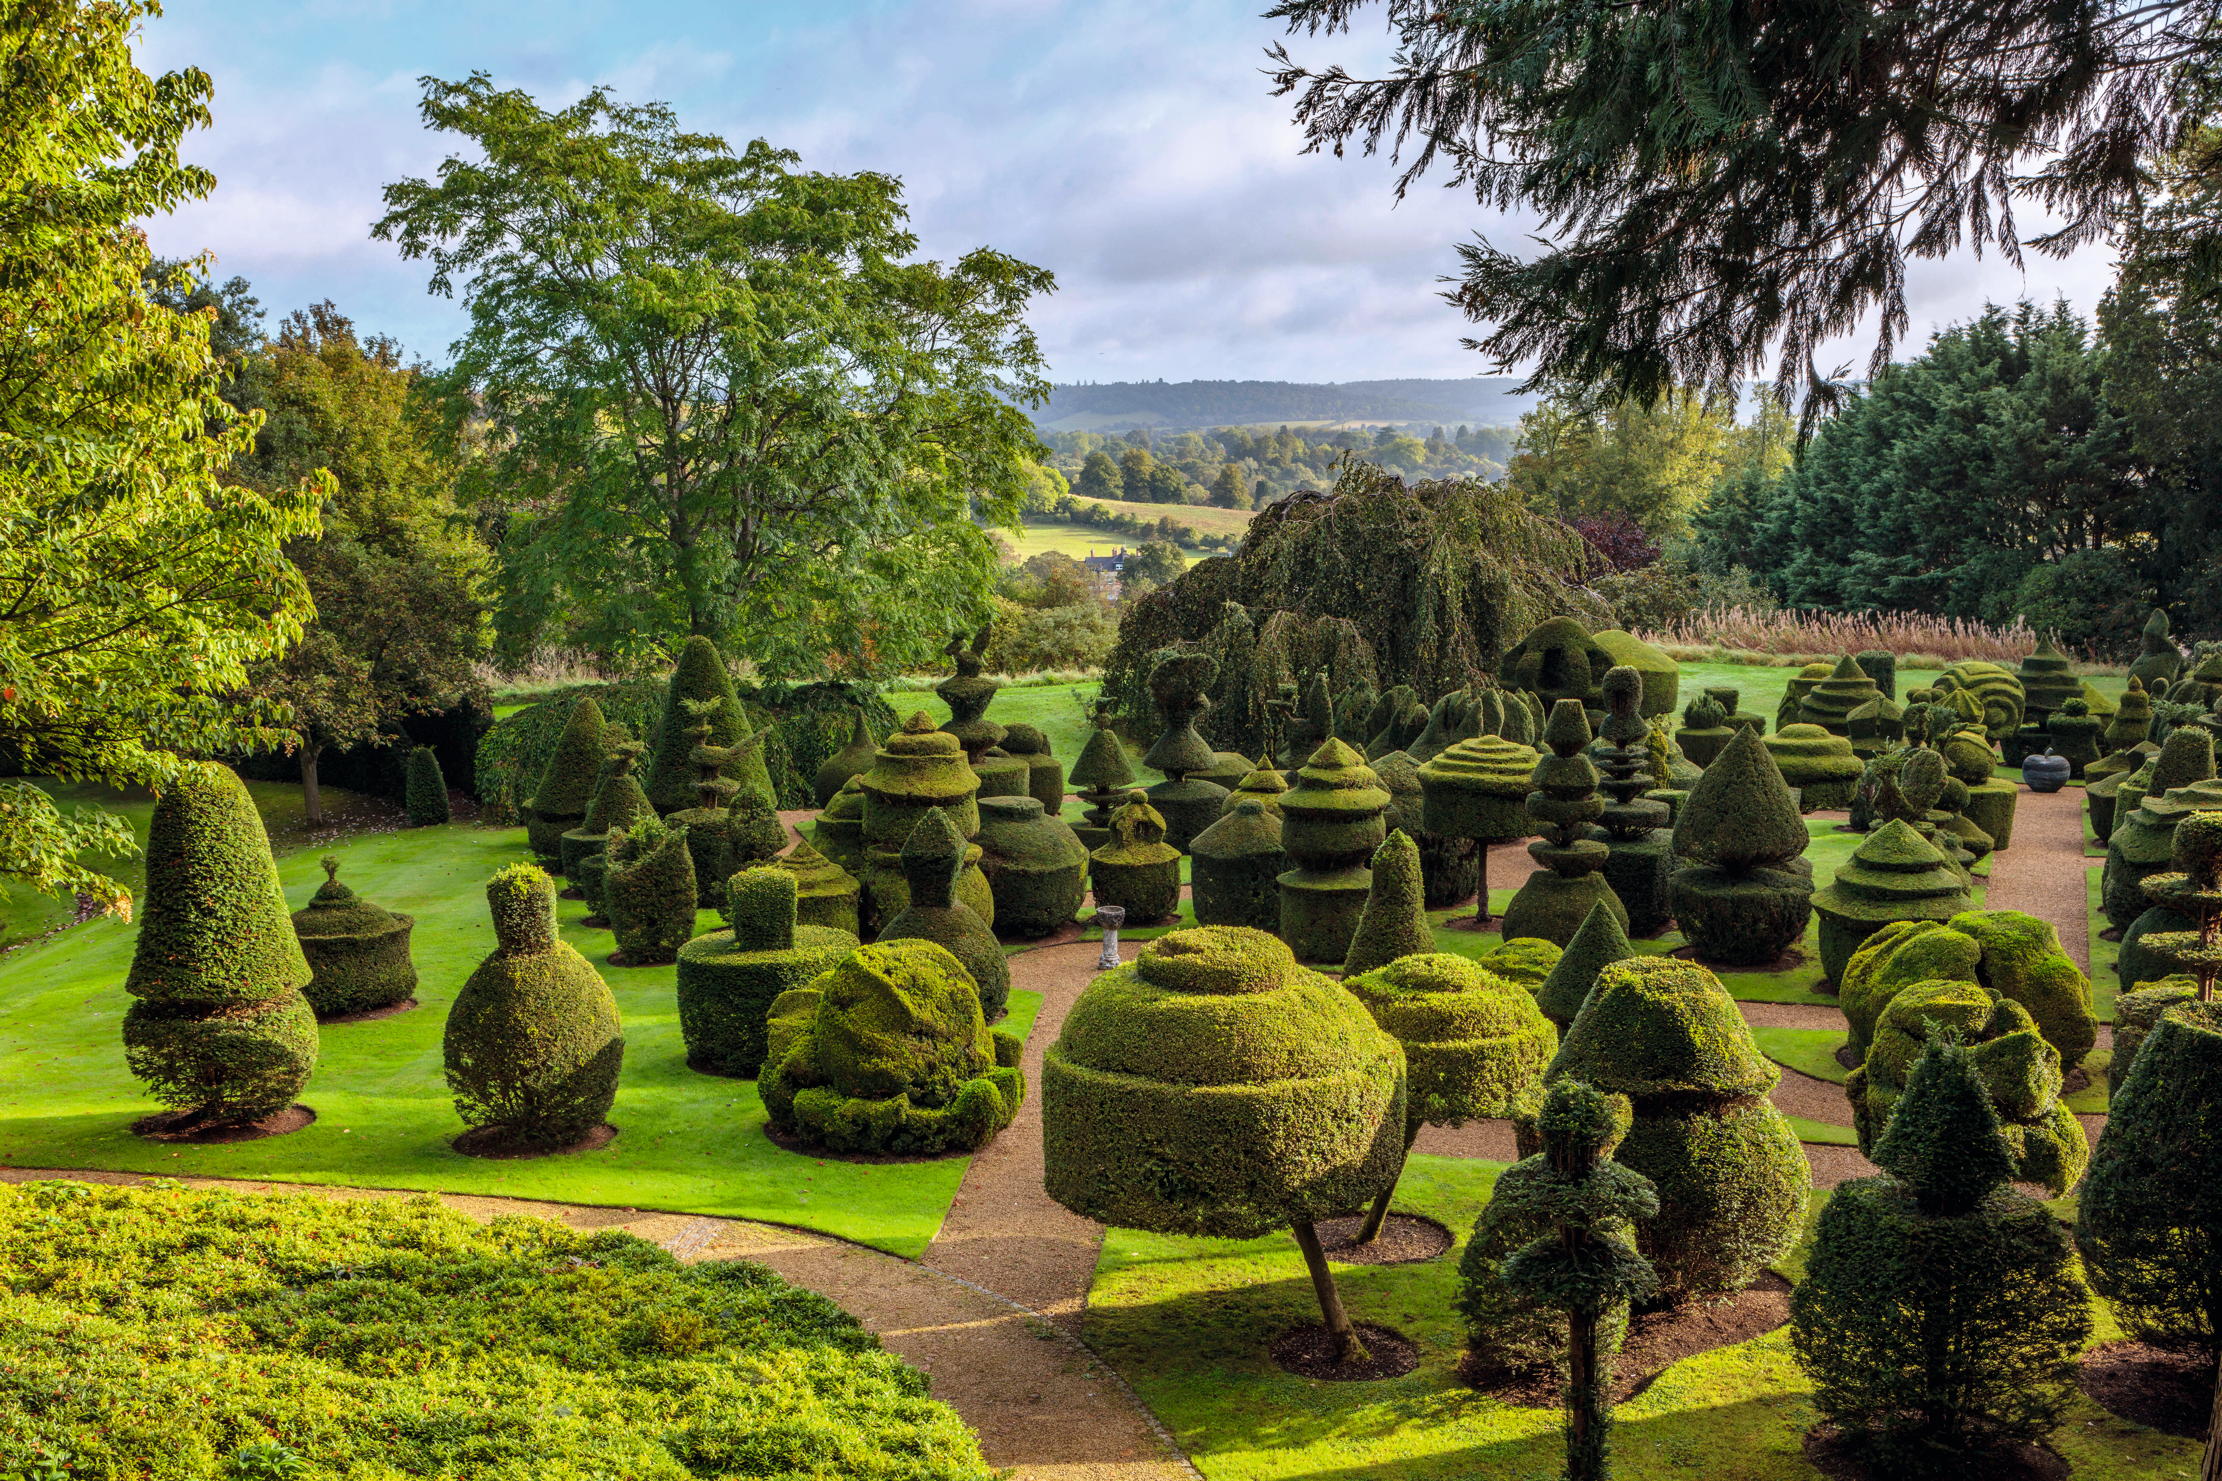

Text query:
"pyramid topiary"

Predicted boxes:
[[123, 763, 318, 1130], [444, 864, 623, 1152], [878, 810, 1011, 1020], [1675, 693, 1734, 768], [1810, 820, 1972, 985], [856, 712, 993, 933], [563, 741, 652, 927], [1845, 979, 2087, 1195], [1373, 748, 1479, 911], [2011, 638, 2082, 766], [1067, 711, 1137, 850], [1223, 758, 1288, 815], [1593, 666, 1672, 936], [1419, 732, 1538, 926], [291, 856, 417, 1019], [1142, 650, 1232, 851], [604, 815, 700, 967], [1534, 903, 1635, 1032], [403, 746, 450, 827], [1795, 1039, 2090, 1478], [761, 938, 1024, 1156], [814, 709, 879, 806], [1502, 616, 1614, 712], [1501, 700, 1625, 947], [1089, 795, 1182, 924], [1669, 724, 1814, 966], [1343, 829, 1433, 976], [1797, 656, 1883, 736], [1000, 722, 1066, 816], [771, 836, 861, 936], [1043, 926, 1406, 1365], [1277, 737, 1392, 963], [675, 867, 856, 1076], [1190, 797, 1286, 931], [646, 636, 749, 814], [526, 696, 606, 863], [973, 795, 1087, 940], [1838, 911, 2098, 1069], [1764, 724, 1864, 812], [1776, 661, 1834, 730], [1545, 956, 1807, 1303]]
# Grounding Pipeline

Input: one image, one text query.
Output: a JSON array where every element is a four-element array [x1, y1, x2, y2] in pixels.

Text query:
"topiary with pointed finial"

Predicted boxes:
[[772, 836, 861, 936], [937, 627, 1029, 800], [1342, 829, 1433, 976], [1810, 819, 1973, 985], [604, 815, 700, 967], [1090, 795, 1182, 924], [676, 866, 857, 1076], [646, 635, 749, 814], [292, 855, 417, 1019], [1593, 666, 1672, 935], [1669, 724, 1813, 966], [1419, 732, 1538, 926], [665, 699, 740, 908], [2011, 637, 2081, 765], [1534, 902, 1635, 1032], [1838, 910, 2098, 1070], [526, 696, 607, 864], [1067, 710, 1137, 850], [1797, 656, 1883, 736], [1501, 700, 1626, 947], [1190, 796, 1286, 931], [856, 711, 994, 933], [878, 809, 1011, 1020], [564, 740, 652, 927], [1277, 737, 1392, 963]]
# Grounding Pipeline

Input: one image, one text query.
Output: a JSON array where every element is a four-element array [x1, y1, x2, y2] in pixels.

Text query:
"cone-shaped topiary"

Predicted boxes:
[[856, 712, 993, 933], [1669, 724, 1814, 966], [1795, 1039, 2090, 1478], [1190, 797, 1286, 931], [772, 836, 861, 936], [973, 794, 1087, 941], [527, 697, 607, 863], [1797, 656, 1883, 735], [604, 815, 700, 967], [2108, 676, 2155, 752], [1675, 693, 1734, 768], [1501, 700, 1625, 947], [123, 763, 318, 1129], [444, 865, 623, 1151], [292, 855, 417, 1019], [1090, 795, 1182, 924], [1142, 649, 1231, 851], [1534, 902, 1636, 1032], [1838, 911, 2098, 1069], [1845, 979, 2088, 1195], [1593, 666, 1672, 936], [676, 866, 857, 1076], [1855, 649, 1897, 700], [2128, 608, 2183, 690], [1067, 712, 1137, 849], [878, 809, 1011, 1020], [814, 709, 879, 807], [1277, 737, 1392, 963], [1374, 748, 1479, 911], [647, 636, 749, 813], [564, 741, 652, 927], [810, 775, 867, 874], [1810, 820, 1973, 985], [1043, 925, 1407, 1365], [2045, 698, 2104, 777], [1223, 758, 1288, 816], [761, 938, 1024, 1156], [1343, 829, 1433, 975], [1502, 616, 1614, 711], [404, 745, 450, 827], [1419, 732, 1538, 926], [1000, 722, 1066, 816], [1764, 724, 1864, 812], [1546, 956, 1807, 1303]]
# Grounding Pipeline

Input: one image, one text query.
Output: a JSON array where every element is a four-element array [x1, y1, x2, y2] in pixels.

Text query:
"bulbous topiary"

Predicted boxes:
[[1797, 656, 1883, 736], [1501, 700, 1625, 947], [526, 696, 607, 863], [1342, 828, 1433, 976], [878, 810, 1011, 1020], [646, 635, 753, 814], [403, 745, 450, 827], [123, 763, 318, 1129], [604, 816, 700, 967], [1000, 722, 1066, 816], [973, 795, 1088, 940], [1089, 795, 1183, 924], [1810, 820, 1972, 985], [1764, 724, 1864, 812], [1838, 911, 2097, 1070], [444, 865, 623, 1151], [935, 628, 1028, 799], [291, 855, 417, 1019], [761, 938, 1024, 1156], [814, 709, 879, 807], [1546, 957, 1807, 1304], [1534, 902, 1635, 1031], [1669, 724, 1813, 966], [1277, 737, 1392, 963], [1189, 797, 1286, 931], [2128, 608, 2184, 690], [675, 867, 857, 1077]]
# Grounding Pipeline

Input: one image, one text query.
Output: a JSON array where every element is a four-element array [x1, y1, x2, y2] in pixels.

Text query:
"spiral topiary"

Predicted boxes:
[[1276, 737, 1392, 963], [562, 739, 651, 924], [1809, 819, 1972, 985], [878, 810, 1011, 1020], [291, 855, 417, 1019], [1838, 911, 2097, 1070], [646, 635, 752, 814], [1189, 796, 1286, 931], [1668, 724, 1813, 966], [526, 696, 607, 864], [675, 867, 857, 1077]]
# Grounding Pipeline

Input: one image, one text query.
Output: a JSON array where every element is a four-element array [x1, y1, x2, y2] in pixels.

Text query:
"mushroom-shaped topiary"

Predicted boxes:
[[526, 696, 606, 864], [1043, 926, 1407, 1365], [444, 864, 623, 1153], [1142, 649, 1232, 851], [1276, 737, 1392, 963], [646, 635, 751, 814], [771, 836, 862, 936], [1838, 911, 2098, 1070], [676, 867, 857, 1077], [1593, 666, 1672, 936], [1419, 732, 1539, 926], [1764, 724, 1864, 812], [604, 815, 700, 967], [1089, 795, 1183, 924], [878, 809, 1012, 1020], [1810, 819, 1973, 985], [1190, 797, 1286, 931], [291, 855, 417, 1019], [123, 763, 318, 1132], [1668, 724, 1814, 966], [973, 795, 1088, 939], [814, 709, 879, 807], [761, 938, 1024, 1156], [1797, 656, 1883, 736], [1067, 711, 1137, 850], [1534, 902, 1635, 1032], [403, 745, 450, 827], [1343, 829, 1434, 976], [1501, 700, 1626, 947], [1000, 722, 1066, 816]]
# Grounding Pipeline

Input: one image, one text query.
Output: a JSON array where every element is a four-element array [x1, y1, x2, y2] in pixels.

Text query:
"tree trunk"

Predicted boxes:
[[1290, 1218, 1370, 1366], [1354, 1124, 1419, 1244], [300, 745, 324, 827], [2201, 1366, 2222, 1481], [1567, 1307, 1605, 1481], [1470, 838, 1492, 927]]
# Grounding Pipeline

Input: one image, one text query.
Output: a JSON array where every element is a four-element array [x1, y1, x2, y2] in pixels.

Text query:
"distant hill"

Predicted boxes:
[[1035, 378, 1536, 433]]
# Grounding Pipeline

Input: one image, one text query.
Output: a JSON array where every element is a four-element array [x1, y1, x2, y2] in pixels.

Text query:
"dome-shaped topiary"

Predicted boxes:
[[878, 810, 1011, 1019], [1838, 910, 2098, 1069], [526, 696, 607, 864], [604, 816, 700, 967], [1501, 616, 1614, 711], [676, 867, 857, 1076], [1501, 700, 1626, 947], [403, 746, 450, 827], [1276, 737, 1392, 963], [1668, 724, 1813, 966], [1342, 829, 1433, 976], [123, 763, 318, 1130], [1763, 724, 1864, 812], [1088, 794, 1182, 923], [1190, 797, 1286, 931], [973, 795, 1088, 940], [291, 855, 417, 1019], [444, 864, 623, 1152], [646, 636, 753, 814], [760, 938, 1024, 1156], [1591, 629, 1679, 716], [770, 836, 862, 936], [1810, 819, 1973, 985], [1796, 656, 1883, 736], [814, 709, 879, 807], [999, 722, 1067, 816], [1534, 901, 1635, 1031]]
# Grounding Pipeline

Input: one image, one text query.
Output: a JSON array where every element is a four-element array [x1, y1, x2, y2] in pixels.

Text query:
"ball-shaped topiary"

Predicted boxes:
[[1089, 795, 1183, 924], [526, 696, 607, 864], [291, 855, 417, 1019], [760, 938, 1024, 1156], [1277, 737, 1392, 963], [1189, 797, 1286, 931], [403, 745, 450, 827], [444, 865, 624, 1151], [1809, 819, 1972, 985], [1838, 910, 2098, 1070], [877, 810, 1011, 1020], [1668, 724, 1813, 966], [123, 763, 319, 1129], [1764, 724, 1864, 812], [772, 836, 862, 936], [604, 816, 701, 967], [675, 867, 857, 1077], [1534, 902, 1635, 1032], [973, 795, 1087, 940], [646, 635, 751, 814]]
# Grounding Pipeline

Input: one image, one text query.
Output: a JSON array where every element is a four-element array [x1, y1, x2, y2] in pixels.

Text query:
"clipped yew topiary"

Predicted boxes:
[[771, 836, 862, 936], [2045, 697, 2104, 777], [762, 938, 1024, 1156], [526, 696, 607, 863], [857, 712, 993, 932], [445, 864, 623, 1152], [1419, 731, 1538, 925], [810, 776, 867, 874], [1501, 700, 1625, 947], [814, 709, 879, 807], [123, 763, 318, 1131], [973, 795, 1088, 940], [1794, 1039, 2090, 1479], [1374, 748, 1479, 911], [1838, 911, 2098, 1070], [1669, 724, 1814, 967], [1277, 737, 1392, 963], [1777, 660, 1834, 729], [1343, 828, 1433, 976], [1855, 649, 1897, 700], [291, 856, 417, 1020], [1190, 796, 1286, 931], [604, 816, 700, 967], [1535, 902, 1635, 1032], [1547, 956, 1807, 1303], [1593, 666, 1672, 936], [1223, 758, 1289, 815], [1810, 819, 1972, 985], [1067, 712, 1137, 850], [1043, 926, 1406, 1365], [1591, 629, 1678, 717], [1797, 655, 1883, 736], [2129, 608, 2185, 690], [1502, 616, 1615, 712], [879, 810, 1011, 1019], [2110, 977, 2200, 1097], [1764, 724, 1864, 812], [646, 635, 750, 814], [1675, 693, 1734, 768], [2102, 728, 2222, 931], [1089, 795, 1182, 924], [1000, 722, 1066, 816], [675, 867, 857, 1077], [1938, 658, 2026, 741], [403, 745, 450, 826], [1142, 649, 1232, 851], [565, 742, 652, 927]]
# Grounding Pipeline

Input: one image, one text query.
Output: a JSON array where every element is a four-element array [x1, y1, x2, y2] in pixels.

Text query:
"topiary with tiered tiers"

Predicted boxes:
[[1277, 737, 1392, 963], [1591, 667, 1672, 936], [1500, 700, 1625, 947]]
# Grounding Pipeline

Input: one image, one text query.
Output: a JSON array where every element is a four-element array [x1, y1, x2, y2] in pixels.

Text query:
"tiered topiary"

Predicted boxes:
[[1838, 911, 2099, 1072], [1534, 902, 1635, 1032], [404, 746, 450, 826], [771, 836, 861, 936], [1342, 829, 1434, 975], [292, 856, 417, 1019], [1764, 724, 1864, 812], [564, 741, 652, 927], [1089, 795, 1183, 924], [445, 864, 623, 1152], [2008, 637, 2082, 763], [1141, 649, 1232, 851], [664, 702, 738, 909], [675, 867, 857, 1076], [937, 628, 1029, 800], [646, 635, 748, 814], [1669, 725, 1814, 966], [1346, 950, 1554, 1245], [1795, 1039, 2090, 1479], [2102, 727, 2222, 931], [2088, 678, 2155, 784], [1501, 616, 1616, 711], [1845, 978, 2087, 1194], [1223, 758, 1288, 815], [973, 795, 1088, 941], [1776, 660, 1834, 729], [810, 775, 867, 873], [761, 938, 1024, 1156], [1419, 732, 1538, 926], [123, 763, 319, 1133], [2128, 608, 2184, 689], [2044, 697, 2104, 778], [1675, 693, 1735, 768], [1544, 956, 1808, 1304], [1067, 711, 1137, 851], [1276, 737, 1392, 963], [1501, 701, 1625, 947], [1043, 926, 1407, 1366], [526, 696, 607, 864], [1843, 693, 1906, 759], [1190, 797, 1287, 931], [1855, 649, 1897, 700], [878, 810, 1012, 1020], [856, 712, 994, 932], [604, 815, 700, 967], [1374, 748, 1479, 910], [1810, 819, 1972, 986], [813, 709, 879, 806], [1592, 667, 1672, 936], [1000, 723, 1066, 816], [1797, 655, 1883, 736], [2128, 811, 2222, 1008]]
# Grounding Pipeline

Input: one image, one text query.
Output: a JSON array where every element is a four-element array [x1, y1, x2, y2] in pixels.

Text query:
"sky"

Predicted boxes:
[[140, 0, 2122, 386]]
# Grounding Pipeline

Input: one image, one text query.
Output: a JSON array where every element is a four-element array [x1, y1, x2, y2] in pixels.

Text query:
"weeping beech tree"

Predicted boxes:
[[1101, 464, 1602, 752]]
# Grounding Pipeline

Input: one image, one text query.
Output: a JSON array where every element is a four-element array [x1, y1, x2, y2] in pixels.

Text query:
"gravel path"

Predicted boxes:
[[1980, 788, 2096, 972]]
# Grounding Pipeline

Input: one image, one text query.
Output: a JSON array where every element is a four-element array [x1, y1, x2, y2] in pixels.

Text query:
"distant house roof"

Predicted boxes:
[[1082, 548, 1127, 573]]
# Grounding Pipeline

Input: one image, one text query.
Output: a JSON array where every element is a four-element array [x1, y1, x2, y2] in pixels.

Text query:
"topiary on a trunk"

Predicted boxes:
[[291, 856, 417, 1020], [878, 810, 1010, 1021], [1418, 731, 1538, 926], [1343, 828, 1434, 976], [1067, 711, 1137, 851], [604, 815, 700, 967], [676, 867, 857, 1077], [526, 696, 606, 863], [404, 745, 450, 826], [1669, 724, 1813, 966]]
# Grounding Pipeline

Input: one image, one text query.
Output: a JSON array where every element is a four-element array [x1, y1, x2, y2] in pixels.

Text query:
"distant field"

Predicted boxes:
[[1055, 496, 1256, 536], [1000, 523, 1181, 563]]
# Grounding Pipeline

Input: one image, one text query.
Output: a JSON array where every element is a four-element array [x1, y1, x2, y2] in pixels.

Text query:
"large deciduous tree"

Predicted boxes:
[[375, 76, 1053, 675]]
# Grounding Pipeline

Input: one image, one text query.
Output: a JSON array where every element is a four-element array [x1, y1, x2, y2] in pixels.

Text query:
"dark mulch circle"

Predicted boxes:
[[2100, 926, 2126, 943], [558, 886, 585, 901], [133, 1103, 316, 1144], [760, 1121, 947, 1165], [1315, 1213, 1454, 1266], [2060, 1063, 2093, 1098], [319, 998, 419, 1025], [1439, 914, 1498, 933], [1270, 1321, 1420, 1382], [1801, 1427, 2066, 1481], [1466, 1273, 1792, 1407], [1669, 943, 1809, 975], [452, 1122, 618, 1159], [2080, 1340, 2214, 1439], [606, 951, 677, 969]]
